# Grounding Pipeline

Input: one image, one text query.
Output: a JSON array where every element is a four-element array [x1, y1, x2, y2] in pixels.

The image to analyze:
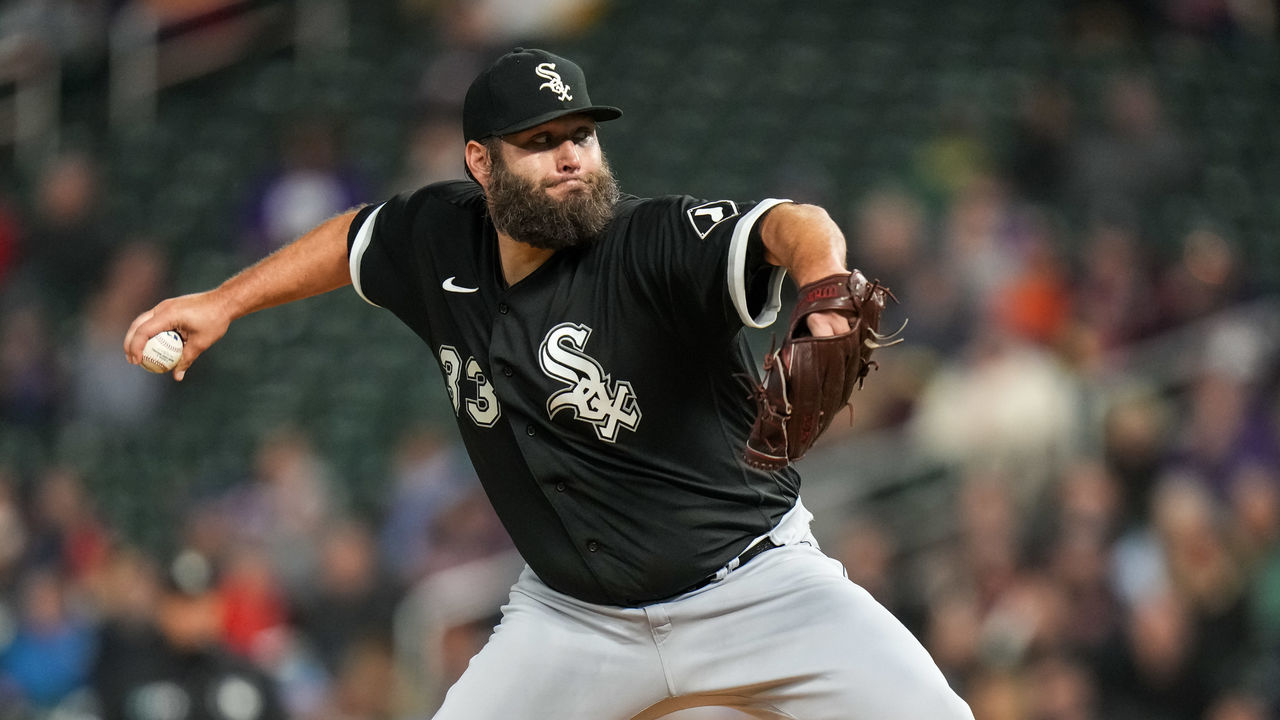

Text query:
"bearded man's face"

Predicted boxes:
[[482, 119, 619, 250]]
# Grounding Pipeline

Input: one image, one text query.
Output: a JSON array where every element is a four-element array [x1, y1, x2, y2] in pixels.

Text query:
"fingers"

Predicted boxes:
[[806, 311, 852, 337], [123, 309, 156, 363], [123, 298, 196, 378]]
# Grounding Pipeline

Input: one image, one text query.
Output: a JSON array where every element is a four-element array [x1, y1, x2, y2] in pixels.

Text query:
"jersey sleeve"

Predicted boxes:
[[634, 196, 791, 330], [346, 187, 432, 317]]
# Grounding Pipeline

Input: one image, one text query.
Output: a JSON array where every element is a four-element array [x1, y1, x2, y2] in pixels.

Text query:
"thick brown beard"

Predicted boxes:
[[486, 148, 620, 251]]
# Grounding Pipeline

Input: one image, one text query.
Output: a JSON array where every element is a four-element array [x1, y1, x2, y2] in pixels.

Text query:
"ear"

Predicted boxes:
[[465, 140, 493, 189]]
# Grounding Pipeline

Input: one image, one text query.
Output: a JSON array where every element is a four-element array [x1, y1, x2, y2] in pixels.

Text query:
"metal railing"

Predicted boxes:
[[0, 0, 349, 165]]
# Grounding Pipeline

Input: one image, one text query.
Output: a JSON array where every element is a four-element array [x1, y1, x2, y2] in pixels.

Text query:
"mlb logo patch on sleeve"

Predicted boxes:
[[686, 200, 739, 238]]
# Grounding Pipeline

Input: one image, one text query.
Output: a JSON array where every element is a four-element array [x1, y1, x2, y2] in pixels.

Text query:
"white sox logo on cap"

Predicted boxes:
[[535, 63, 573, 102]]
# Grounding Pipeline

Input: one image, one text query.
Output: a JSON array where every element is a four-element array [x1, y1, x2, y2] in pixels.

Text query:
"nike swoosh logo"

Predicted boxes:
[[442, 276, 479, 293]]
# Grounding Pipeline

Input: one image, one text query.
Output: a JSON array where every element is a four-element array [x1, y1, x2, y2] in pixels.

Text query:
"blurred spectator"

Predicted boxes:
[[0, 567, 96, 711], [964, 669, 1026, 720], [1066, 71, 1195, 228], [92, 548, 286, 720], [914, 102, 993, 204], [216, 542, 288, 660], [957, 472, 1024, 609], [1030, 461, 1126, 658], [1006, 79, 1076, 204], [423, 489, 513, 576], [1054, 459, 1125, 538], [1102, 389, 1172, 528], [1044, 520, 1123, 656], [911, 332, 1084, 511], [88, 546, 160, 716], [991, 210, 1072, 347], [16, 151, 111, 318], [68, 240, 170, 429], [23, 465, 110, 584], [937, 176, 1022, 334], [379, 426, 494, 584], [1155, 227, 1243, 331], [923, 590, 984, 692], [293, 518, 400, 676], [847, 187, 949, 345], [413, 12, 499, 115], [829, 515, 931, 632], [1071, 214, 1161, 353], [1227, 463, 1280, 571], [1150, 477, 1253, 685], [239, 119, 367, 258], [326, 634, 398, 720], [1164, 320, 1279, 500], [1096, 590, 1213, 720], [849, 187, 927, 294], [223, 427, 342, 595], [848, 186, 968, 356], [389, 116, 467, 193], [1027, 651, 1101, 720], [0, 302, 62, 442], [248, 625, 329, 720], [405, 0, 605, 113]]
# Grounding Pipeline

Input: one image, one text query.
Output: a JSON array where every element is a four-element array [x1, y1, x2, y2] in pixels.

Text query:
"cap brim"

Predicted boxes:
[[492, 106, 622, 138]]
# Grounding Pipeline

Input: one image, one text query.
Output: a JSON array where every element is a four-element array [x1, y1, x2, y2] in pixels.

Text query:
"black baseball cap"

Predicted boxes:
[[463, 48, 622, 142]]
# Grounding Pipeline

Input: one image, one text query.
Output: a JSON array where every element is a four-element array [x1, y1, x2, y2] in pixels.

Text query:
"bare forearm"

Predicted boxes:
[[125, 208, 360, 379], [760, 203, 848, 287], [218, 209, 359, 319]]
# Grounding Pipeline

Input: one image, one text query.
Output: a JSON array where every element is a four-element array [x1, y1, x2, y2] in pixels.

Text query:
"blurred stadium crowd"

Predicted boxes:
[[1, 0, 1279, 719]]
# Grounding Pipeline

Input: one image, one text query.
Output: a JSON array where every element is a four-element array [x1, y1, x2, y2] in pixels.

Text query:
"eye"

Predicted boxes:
[[574, 129, 595, 145]]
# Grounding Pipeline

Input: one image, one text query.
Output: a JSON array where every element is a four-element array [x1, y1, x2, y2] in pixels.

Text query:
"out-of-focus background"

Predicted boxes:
[[0, 0, 1278, 718]]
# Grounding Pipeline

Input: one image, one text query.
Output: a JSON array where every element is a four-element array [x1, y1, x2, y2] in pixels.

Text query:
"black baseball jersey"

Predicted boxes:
[[347, 180, 801, 606]]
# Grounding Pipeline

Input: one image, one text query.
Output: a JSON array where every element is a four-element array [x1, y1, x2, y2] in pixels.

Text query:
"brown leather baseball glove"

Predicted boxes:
[[744, 270, 899, 470]]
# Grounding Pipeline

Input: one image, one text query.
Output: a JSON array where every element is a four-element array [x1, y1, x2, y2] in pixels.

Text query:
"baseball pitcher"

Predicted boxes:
[[126, 48, 973, 720]]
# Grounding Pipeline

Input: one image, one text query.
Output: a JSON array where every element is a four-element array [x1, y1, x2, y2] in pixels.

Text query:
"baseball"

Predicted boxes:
[[140, 330, 184, 373]]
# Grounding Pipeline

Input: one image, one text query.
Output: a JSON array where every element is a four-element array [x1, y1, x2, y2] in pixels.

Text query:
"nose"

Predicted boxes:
[[555, 139, 581, 174]]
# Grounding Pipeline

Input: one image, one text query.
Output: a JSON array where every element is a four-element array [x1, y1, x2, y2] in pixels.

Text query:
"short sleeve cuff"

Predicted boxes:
[[348, 202, 386, 308], [727, 198, 790, 328]]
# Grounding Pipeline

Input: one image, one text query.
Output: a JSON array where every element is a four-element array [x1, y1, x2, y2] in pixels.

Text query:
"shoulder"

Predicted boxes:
[[617, 194, 755, 238], [421, 179, 486, 207], [360, 180, 485, 237], [393, 179, 485, 214], [611, 194, 696, 229]]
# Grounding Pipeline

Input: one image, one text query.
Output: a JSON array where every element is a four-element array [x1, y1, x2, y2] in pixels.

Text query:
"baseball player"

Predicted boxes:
[[125, 48, 973, 720]]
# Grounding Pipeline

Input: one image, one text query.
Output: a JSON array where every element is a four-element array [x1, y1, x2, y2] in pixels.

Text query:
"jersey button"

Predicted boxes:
[[503, 366, 514, 377], [498, 302, 509, 314], [525, 424, 536, 436], [586, 540, 600, 552], [555, 482, 566, 492]]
